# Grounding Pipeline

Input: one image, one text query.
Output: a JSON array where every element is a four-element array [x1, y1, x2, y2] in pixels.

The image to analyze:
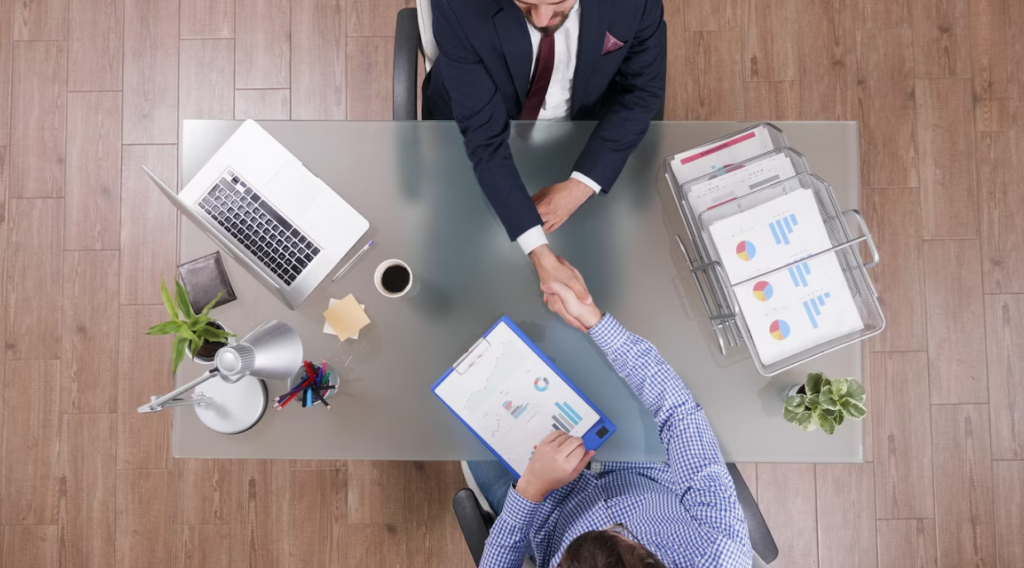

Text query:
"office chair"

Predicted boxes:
[[391, 7, 665, 121], [452, 463, 778, 567]]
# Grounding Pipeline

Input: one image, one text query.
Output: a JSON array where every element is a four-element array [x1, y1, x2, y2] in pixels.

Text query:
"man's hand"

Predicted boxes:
[[542, 277, 603, 330], [532, 178, 594, 233], [530, 246, 592, 331], [515, 431, 596, 503]]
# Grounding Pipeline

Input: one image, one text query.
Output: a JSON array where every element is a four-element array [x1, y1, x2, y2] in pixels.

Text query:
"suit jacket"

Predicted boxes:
[[423, 0, 667, 241]]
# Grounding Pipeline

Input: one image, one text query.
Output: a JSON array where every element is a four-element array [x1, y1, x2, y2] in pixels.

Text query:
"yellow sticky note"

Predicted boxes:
[[322, 294, 370, 341], [323, 300, 365, 339]]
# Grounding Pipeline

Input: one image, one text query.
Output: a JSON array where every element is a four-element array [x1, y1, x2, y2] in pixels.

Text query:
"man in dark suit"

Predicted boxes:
[[422, 0, 666, 329]]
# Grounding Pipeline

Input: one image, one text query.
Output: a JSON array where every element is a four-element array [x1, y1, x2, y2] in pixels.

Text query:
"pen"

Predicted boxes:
[[331, 240, 374, 282]]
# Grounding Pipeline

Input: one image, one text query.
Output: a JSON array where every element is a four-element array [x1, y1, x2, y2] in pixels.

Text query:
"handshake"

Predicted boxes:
[[529, 245, 603, 331]]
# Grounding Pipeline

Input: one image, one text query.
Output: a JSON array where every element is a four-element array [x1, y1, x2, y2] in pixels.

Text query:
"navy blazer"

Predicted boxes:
[[423, 0, 667, 241]]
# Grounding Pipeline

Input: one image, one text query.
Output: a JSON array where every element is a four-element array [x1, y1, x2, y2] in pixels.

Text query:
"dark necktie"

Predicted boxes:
[[520, 33, 555, 120]]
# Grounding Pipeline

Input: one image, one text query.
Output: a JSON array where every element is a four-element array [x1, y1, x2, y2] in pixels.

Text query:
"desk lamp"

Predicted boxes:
[[137, 320, 303, 434]]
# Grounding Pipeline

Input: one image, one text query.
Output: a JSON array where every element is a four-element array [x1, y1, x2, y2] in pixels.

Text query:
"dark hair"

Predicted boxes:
[[558, 530, 668, 568]]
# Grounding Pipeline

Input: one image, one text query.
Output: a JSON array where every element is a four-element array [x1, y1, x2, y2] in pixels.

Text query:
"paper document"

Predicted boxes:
[[323, 298, 366, 339], [686, 153, 797, 215], [669, 125, 775, 185], [322, 294, 370, 341], [707, 189, 864, 365]]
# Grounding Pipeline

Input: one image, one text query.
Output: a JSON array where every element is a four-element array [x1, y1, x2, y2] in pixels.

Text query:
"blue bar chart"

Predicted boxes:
[[787, 261, 812, 288], [502, 400, 528, 419], [552, 401, 583, 432], [770, 213, 799, 245], [802, 292, 833, 329]]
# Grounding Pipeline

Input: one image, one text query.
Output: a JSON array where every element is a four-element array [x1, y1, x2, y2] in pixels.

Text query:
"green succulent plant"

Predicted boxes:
[[146, 280, 235, 374], [784, 372, 866, 435]]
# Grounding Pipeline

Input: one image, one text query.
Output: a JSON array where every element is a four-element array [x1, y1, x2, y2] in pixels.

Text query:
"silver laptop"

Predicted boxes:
[[144, 120, 369, 310]]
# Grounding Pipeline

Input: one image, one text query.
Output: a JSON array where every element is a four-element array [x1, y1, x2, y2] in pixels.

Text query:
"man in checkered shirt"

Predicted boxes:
[[468, 260, 752, 568]]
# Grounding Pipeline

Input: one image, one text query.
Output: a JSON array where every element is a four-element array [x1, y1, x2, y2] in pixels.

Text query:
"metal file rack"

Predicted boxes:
[[663, 124, 886, 376]]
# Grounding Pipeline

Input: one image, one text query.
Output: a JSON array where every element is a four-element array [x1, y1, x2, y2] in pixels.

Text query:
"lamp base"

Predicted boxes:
[[193, 375, 268, 435]]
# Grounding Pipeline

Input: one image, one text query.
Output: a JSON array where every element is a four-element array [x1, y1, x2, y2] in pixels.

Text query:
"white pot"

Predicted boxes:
[[185, 321, 233, 365], [785, 383, 806, 401]]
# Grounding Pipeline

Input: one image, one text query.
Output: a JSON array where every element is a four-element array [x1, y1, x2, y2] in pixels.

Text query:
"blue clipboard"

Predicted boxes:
[[431, 316, 616, 478]]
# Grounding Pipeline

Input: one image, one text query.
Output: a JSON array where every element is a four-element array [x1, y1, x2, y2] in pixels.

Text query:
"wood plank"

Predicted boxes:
[[123, 0, 178, 144], [910, 0, 971, 78], [797, 0, 857, 120], [992, 461, 1024, 568], [176, 526, 232, 568], [230, 459, 290, 568], [235, 89, 290, 119], [0, 148, 7, 357], [289, 459, 345, 468], [405, 461, 475, 568], [116, 470, 177, 568], [923, 240, 988, 404], [347, 37, 394, 120], [1, 360, 60, 525], [67, 0, 122, 91], [58, 414, 116, 568], [970, 0, 1024, 131], [876, 519, 938, 568], [916, 79, 976, 239], [292, 0, 346, 120], [60, 251, 119, 414], [348, 0, 410, 36], [179, 39, 235, 120], [863, 349, 874, 462], [5, 198, 63, 360], [743, 0, 799, 81], [344, 524, 407, 567], [684, 0, 743, 30], [984, 295, 1024, 460], [0, 0, 12, 145], [347, 460, 407, 524], [235, 0, 290, 89], [10, 40, 66, 198], [116, 306, 173, 470], [744, 81, 800, 120], [857, 29, 918, 189], [119, 145, 177, 306], [181, 0, 233, 38], [871, 352, 935, 519], [735, 463, 757, 499], [816, 465, 877, 568], [863, 188, 927, 352], [13, 0, 68, 40], [1, 525, 59, 568], [669, 31, 744, 121], [859, 0, 910, 28], [978, 132, 1024, 293], [178, 458, 239, 525], [757, 464, 818, 568], [288, 467, 346, 567], [662, 0, 685, 120], [64, 91, 121, 250], [930, 404, 996, 568]]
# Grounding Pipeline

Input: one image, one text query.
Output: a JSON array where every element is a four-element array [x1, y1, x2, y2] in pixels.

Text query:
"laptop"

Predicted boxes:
[[144, 120, 370, 310]]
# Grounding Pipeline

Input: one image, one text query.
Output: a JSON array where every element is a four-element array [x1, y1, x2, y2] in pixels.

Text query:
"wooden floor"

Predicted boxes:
[[0, 0, 1021, 566]]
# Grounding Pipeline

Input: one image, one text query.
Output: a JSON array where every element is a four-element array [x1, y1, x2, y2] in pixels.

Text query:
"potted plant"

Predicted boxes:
[[147, 280, 235, 373], [783, 372, 866, 435]]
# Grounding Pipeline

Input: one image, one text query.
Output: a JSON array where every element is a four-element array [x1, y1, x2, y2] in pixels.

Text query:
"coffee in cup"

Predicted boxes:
[[374, 259, 413, 297]]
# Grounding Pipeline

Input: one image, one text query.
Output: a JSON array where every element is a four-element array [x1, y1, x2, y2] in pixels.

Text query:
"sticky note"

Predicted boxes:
[[322, 294, 370, 341], [323, 299, 366, 339]]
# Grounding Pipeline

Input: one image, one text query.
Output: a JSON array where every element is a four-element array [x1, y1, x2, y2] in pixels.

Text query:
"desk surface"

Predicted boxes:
[[175, 120, 864, 463]]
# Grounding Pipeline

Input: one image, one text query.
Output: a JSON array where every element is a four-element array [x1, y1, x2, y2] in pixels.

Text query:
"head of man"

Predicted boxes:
[[513, 0, 577, 35], [559, 529, 668, 568]]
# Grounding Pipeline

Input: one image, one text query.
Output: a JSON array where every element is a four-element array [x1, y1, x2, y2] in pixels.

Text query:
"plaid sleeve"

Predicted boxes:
[[589, 314, 752, 561], [479, 485, 542, 568]]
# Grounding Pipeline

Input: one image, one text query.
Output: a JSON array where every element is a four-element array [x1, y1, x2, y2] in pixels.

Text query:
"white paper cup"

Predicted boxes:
[[374, 259, 413, 298]]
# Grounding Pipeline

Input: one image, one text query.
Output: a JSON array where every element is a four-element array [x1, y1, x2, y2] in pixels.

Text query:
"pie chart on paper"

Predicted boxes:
[[752, 280, 773, 301], [769, 319, 790, 340], [736, 240, 757, 261]]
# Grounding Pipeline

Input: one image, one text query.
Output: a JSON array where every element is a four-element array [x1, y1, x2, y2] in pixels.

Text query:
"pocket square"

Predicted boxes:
[[602, 32, 624, 55]]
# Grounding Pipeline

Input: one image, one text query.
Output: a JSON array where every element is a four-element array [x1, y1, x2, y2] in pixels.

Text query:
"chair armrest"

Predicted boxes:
[[453, 487, 495, 566], [727, 463, 779, 564], [393, 7, 420, 120]]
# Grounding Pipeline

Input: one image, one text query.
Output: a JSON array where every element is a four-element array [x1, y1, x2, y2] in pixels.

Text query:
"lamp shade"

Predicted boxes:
[[214, 320, 303, 382]]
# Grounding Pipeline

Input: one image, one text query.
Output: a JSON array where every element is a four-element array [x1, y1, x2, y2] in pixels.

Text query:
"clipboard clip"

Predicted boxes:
[[454, 337, 492, 375]]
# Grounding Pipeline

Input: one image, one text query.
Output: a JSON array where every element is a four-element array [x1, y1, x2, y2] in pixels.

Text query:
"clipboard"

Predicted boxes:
[[432, 316, 616, 477]]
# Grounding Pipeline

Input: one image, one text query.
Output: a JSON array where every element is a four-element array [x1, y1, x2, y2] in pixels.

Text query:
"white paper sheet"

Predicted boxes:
[[669, 125, 775, 185], [686, 153, 797, 215]]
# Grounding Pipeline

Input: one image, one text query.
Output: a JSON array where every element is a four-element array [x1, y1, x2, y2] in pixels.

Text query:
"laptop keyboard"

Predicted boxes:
[[198, 170, 321, 287]]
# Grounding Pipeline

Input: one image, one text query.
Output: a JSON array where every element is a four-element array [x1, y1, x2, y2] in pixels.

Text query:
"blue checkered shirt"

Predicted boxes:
[[480, 314, 752, 567]]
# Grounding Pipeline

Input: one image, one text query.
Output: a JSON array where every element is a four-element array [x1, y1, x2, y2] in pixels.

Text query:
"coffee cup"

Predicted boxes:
[[374, 259, 413, 298]]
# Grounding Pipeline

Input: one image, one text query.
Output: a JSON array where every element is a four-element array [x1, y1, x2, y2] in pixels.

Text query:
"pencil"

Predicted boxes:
[[331, 240, 374, 282]]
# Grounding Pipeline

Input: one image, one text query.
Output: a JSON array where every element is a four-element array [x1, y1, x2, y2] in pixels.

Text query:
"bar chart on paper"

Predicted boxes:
[[802, 293, 834, 329], [770, 213, 799, 245], [788, 262, 812, 288], [552, 401, 583, 433], [502, 400, 529, 419]]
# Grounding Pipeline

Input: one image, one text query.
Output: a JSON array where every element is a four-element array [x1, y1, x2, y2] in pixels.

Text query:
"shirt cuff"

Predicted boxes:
[[502, 484, 543, 527], [517, 225, 549, 255], [589, 313, 630, 352], [570, 171, 602, 193]]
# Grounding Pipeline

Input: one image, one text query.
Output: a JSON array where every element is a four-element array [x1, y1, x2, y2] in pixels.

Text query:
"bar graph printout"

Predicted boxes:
[[434, 321, 600, 475]]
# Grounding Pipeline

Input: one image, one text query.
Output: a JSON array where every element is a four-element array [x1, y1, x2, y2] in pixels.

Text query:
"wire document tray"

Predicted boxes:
[[664, 124, 884, 376]]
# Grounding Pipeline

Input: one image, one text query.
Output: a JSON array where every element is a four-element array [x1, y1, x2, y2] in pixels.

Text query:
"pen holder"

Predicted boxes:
[[285, 363, 339, 406]]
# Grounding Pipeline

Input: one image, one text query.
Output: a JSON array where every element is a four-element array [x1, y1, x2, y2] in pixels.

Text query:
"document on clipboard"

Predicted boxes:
[[432, 317, 616, 477]]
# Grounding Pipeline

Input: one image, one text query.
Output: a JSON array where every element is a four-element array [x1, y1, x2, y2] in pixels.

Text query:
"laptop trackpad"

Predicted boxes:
[[264, 164, 326, 214]]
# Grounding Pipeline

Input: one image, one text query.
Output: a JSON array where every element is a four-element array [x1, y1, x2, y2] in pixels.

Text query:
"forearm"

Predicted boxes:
[[479, 485, 541, 568]]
